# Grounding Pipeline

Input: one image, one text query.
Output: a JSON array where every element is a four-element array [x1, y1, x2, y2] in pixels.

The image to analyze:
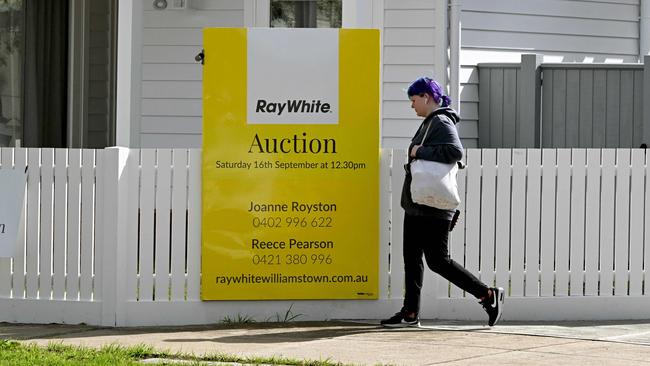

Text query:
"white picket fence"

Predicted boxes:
[[0, 147, 649, 326]]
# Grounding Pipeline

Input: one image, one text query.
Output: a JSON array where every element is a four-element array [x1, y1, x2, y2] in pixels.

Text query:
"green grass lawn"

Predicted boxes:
[[0, 339, 347, 366], [0, 340, 161, 365]]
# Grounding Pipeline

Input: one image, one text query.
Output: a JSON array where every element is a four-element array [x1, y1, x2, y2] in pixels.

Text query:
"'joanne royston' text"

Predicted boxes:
[[248, 201, 336, 213]]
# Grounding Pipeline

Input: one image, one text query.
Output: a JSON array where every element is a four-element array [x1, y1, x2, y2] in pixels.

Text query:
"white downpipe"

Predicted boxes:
[[641, 0, 650, 59], [449, 0, 461, 112]]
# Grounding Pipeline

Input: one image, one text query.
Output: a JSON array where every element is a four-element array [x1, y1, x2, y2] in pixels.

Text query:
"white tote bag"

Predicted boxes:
[[410, 159, 460, 210], [409, 121, 461, 210]]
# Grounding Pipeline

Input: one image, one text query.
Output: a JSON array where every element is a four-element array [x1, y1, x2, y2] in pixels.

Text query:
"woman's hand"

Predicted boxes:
[[410, 144, 421, 157]]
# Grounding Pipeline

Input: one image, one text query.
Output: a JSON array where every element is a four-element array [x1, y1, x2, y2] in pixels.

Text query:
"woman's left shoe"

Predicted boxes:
[[380, 310, 420, 328]]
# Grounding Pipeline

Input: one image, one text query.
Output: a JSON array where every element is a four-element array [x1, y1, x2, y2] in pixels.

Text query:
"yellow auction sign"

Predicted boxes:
[[201, 28, 379, 300]]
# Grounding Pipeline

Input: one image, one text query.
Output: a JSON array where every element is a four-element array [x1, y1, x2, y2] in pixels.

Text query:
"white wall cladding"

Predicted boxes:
[[461, 0, 640, 62], [136, 0, 641, 149], [381, 0, 441, 149], [138, 0, 443, 150], [459, 0, 641, 148], [140, 0, 244, 147]]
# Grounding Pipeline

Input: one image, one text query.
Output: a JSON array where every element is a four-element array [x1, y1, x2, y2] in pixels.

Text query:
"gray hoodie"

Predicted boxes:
[[400, 107, 463, 220]]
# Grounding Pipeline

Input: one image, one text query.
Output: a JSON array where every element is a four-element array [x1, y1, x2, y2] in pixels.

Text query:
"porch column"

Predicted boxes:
[[115, 0, 143, 147]]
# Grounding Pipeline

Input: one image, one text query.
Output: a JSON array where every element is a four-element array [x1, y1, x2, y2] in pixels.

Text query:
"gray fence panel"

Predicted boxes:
[[490, 68, 504, 146], [479, 58, 647, 148], [606, 70, 621, 147], [578, 70, 594, 147], [503, 68, 518, 146], [552, 69, 566, 147], [477, 65, 520, 147], [620, 70, 634, 145], [541, 68, 556, 147], [565, 70, 580, 147], [635, 68, 644, 146], [552, 65, 645, 148], [478, 66, 491, 146], [593, 70, 608, 147], [540, 66, 646, 148]]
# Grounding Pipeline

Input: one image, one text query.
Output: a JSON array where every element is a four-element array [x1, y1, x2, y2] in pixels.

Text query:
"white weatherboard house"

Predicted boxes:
[[2, 0, 648, 149], [1, 1, 650, 326], [119, 0, 650, 149]]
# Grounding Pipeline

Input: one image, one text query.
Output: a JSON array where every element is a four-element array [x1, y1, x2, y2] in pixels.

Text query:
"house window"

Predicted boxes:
[[0, 0, 116, 148], [270, 0, 341, 28], [0, 0, 72, 148]]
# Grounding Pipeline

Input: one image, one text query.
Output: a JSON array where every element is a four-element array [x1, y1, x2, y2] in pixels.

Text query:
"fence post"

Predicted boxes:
[[99, 147, 131, 326], [641, 55, 650, 144], [518, 54, 542, 147]]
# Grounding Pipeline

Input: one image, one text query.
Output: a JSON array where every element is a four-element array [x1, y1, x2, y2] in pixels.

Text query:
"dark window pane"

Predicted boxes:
[[271, 0, 341, 28], [0, 0, 24, 147]]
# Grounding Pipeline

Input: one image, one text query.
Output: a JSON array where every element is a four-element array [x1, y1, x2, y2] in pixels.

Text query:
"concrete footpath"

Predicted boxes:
[[2, 320, 650, 365]]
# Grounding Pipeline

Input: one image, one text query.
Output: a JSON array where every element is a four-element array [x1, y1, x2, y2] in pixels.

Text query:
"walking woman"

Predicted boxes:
[[381, 77, 504, 327]]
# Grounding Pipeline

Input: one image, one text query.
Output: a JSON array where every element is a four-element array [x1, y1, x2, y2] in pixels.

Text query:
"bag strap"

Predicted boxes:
[[420, 120, 432, 145], [419, 108, 450, 146]]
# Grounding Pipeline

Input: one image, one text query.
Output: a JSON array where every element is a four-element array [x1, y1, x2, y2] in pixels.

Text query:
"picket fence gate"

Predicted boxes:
[[0, 147, 649, 326]]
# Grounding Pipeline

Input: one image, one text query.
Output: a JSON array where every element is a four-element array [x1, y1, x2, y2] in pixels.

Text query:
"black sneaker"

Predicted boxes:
[[480, 287, 504, 327], [380, 310, 420, 328]]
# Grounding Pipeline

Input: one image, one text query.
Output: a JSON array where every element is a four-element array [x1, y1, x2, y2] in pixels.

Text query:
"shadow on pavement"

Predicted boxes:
[[164, 324, 423, 344]]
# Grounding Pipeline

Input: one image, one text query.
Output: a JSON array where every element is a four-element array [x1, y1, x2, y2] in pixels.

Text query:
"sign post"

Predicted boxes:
[[201, 28, 380, 300]]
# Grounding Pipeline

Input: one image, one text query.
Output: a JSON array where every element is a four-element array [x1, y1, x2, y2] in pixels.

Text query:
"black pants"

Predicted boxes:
[[403, 213, 489, 314]]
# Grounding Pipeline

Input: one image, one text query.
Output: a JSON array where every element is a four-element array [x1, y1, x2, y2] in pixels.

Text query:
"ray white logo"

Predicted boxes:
[[247, 29, 339, 125], [255, 99, 332, 116]]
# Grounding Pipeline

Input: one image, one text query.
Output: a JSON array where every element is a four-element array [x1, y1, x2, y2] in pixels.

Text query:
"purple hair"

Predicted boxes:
[[407, 77, 452, 107]]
